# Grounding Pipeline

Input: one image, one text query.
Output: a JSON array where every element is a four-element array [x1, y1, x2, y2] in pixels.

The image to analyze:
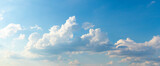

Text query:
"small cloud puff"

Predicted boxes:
[[30, 25, 42, 30], [107, 61, 113, 65], [68, 60, 80, 66]]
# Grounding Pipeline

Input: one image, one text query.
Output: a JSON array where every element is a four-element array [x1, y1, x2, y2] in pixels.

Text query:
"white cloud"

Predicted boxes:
[[68, 60, 80, 66], [82, 22, 94, 30], [15, 34, 25, 40], [0, 10, 5, 21], [25, 32, 41, 50], [31, 16, 76, 49], [30, 25, 42, 30], [130, 61, 160, 66], [81, 28, 109, 45], [0, 23, 22, 38], [107, 36, 160, 65]]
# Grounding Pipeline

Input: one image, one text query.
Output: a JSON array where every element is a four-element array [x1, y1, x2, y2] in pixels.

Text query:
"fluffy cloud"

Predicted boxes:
[[0, 23, 22, 38], [107, 36, 160, 65], [25, 16, 112, 56], [1, 16, 160, 66], [81, 28, 109, 45]]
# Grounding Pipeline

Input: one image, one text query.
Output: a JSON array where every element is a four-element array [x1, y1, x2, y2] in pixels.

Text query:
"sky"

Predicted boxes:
[[0, 0, 160, 66]]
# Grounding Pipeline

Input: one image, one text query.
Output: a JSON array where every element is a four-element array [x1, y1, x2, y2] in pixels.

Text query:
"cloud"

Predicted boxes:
[[107, 36, 160, 65], [1, 16, 160, 66], [15, 34, 25, 40], [130, 61, 160, 66], [147, 1, 156, 7], [0, 10, 5, 21], [81, 28, 109, 45], [150, 1, 156, 4], [30, 25, 42, 30], [0, 23, 22, 38], [27, 16, 77, 49], [82, 22, 94, 30], [107, 61, 113, 65], [25, 16, 112, 57], [68, 60, 80, 66]]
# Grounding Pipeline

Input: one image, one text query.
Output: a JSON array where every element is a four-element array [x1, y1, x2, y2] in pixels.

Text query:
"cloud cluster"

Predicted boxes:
[[107, 36, 160, 65], [2, 16, 160, 66], [25, 16, 112, 56]]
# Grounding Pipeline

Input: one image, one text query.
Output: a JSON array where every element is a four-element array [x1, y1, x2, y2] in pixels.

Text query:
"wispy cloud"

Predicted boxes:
[[30, 25, 42, 30], [82, 22, 95, 30], [147, 1, 156, 7], [0, 10, 5, 21]]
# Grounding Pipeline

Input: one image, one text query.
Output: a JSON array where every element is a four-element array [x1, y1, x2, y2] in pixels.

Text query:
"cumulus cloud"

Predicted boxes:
[[81, 28, 109, 45], [25, 16, 112, 56], [27, 16, 77, 49], [107, 36, 160, 65], [1, 16, 160, 66], [82, 22, 94, 30], [30, 25, 42, 30], [0, 23, 22, 38]]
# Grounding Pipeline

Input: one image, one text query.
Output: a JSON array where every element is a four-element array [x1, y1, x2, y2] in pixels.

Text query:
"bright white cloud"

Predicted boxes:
[[29, 16, 76, 49], [0, 23, 22, 38], [81, 28, 109, 45], [25, 16, 111, 57], [25, 32, 41, 50], [1, 16, 160, 66]]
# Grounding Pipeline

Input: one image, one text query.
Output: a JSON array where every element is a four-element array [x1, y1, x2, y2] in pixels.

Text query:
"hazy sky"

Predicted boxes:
[[0, 0, 160, 66]]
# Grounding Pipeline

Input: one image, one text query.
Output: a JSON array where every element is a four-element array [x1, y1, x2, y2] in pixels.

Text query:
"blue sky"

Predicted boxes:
[[0, 0, 160, 66]]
